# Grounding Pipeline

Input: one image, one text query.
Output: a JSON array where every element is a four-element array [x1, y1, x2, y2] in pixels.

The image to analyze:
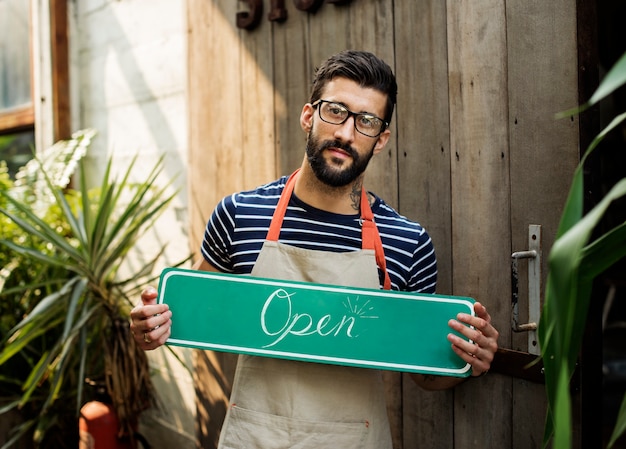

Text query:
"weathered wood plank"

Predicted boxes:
[[446, 0, 511, 447], [272, 1, 311, 175], [187, 0, 243, 252], [240, 11, 278, 187], [394, 1, 455, 447], [187, 2, 245, 447], [506, 0, 580, 447], [347, 0, 397, 208], [395, 0, 452, 293], [306, 1, 398, 205], [403, 375, 455, 448]]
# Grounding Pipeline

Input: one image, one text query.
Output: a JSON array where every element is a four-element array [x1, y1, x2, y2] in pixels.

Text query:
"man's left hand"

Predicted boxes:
[[447, 302, 499, 377]]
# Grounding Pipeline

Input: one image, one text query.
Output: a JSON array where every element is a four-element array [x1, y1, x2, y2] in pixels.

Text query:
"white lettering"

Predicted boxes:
[[260, 289, 362, 348]]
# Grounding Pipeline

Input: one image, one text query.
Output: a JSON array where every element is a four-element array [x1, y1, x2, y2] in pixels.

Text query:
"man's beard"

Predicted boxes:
[[305, 131, 375, 187]]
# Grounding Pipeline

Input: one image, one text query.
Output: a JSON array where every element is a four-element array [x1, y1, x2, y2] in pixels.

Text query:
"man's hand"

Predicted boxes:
[[447, 301, 499, 377], [411, 301, 499, 390], [130, 286, 172, 350]]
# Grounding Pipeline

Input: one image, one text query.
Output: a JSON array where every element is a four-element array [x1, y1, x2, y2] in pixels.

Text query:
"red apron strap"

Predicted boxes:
[[360, 188, 392, 290], [266, 169, 299, 242], [266, 168, 391, 290]]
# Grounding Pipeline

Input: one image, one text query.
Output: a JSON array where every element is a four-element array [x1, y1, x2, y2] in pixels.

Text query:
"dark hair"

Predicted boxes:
[[309, 50, 398, 124]]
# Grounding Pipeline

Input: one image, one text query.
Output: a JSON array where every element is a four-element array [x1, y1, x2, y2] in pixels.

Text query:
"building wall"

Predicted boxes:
[[69, 0, 196, 446]]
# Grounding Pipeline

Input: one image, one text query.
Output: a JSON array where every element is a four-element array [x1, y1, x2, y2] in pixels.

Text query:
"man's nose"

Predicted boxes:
[[333, 115, 356, 142]]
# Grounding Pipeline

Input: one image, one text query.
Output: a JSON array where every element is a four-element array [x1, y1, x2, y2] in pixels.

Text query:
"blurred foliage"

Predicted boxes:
[[0, 129, 188, 448]]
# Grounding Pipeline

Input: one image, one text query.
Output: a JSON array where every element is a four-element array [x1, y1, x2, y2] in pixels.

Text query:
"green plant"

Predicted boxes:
[[539, 52, 626, 448], [0, 130, 187, 447], [0, 132, 93, 447], [0, 163, 79, 447]]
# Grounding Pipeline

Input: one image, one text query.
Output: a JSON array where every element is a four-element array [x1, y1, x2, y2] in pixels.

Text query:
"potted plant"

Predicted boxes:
[[0, 129, 187, 447]]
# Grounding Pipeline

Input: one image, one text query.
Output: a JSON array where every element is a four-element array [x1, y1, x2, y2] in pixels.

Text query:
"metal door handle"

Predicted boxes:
[[511, 225, 542, 355]]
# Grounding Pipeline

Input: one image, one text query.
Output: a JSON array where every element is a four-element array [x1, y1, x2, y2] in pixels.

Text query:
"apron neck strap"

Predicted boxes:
[[266, 169, 299, 241], [267, 169, 392, 290], [360, 188, 392, 290]]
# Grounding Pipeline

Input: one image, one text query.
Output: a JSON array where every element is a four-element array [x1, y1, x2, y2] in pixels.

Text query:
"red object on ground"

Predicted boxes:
[[79, 401, 135, 449]]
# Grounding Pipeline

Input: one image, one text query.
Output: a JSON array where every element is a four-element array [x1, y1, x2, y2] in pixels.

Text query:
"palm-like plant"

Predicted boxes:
[[539, 52, 626, 448], [0, 130, 186, 447]]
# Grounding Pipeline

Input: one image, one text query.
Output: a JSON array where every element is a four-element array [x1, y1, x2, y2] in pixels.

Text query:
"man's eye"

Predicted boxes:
[[358, 115, 377, 128], [328, 105, 346, 115]]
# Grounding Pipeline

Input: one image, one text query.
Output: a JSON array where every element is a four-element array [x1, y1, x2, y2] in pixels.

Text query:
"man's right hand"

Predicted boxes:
[[130, 286, 172, 350]]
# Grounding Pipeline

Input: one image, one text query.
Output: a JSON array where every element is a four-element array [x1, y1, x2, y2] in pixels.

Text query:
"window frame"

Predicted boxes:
[[0, 0, 69, 145], [0, 106, 35, 133]]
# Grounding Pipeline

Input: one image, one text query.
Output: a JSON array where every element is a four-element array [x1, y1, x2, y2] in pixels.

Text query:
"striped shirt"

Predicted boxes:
[[201, 176, 437, 293]]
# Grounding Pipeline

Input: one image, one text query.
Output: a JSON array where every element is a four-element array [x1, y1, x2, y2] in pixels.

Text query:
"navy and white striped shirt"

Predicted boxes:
[[201, 176, 437, 293]]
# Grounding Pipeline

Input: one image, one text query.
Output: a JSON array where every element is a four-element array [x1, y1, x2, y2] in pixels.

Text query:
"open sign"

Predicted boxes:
[[158, 268, 474, 377]]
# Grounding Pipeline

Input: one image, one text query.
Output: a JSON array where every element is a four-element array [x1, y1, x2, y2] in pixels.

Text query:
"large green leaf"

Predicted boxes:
[[540, 178, 626, 447], [539, 50, 626, 449]]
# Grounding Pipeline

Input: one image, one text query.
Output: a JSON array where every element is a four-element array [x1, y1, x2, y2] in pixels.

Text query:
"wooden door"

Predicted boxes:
[[186, 1, 582, 447]]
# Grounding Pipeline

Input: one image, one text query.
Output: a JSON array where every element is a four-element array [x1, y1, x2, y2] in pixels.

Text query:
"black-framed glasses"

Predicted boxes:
[[312, 99, 388, 137]]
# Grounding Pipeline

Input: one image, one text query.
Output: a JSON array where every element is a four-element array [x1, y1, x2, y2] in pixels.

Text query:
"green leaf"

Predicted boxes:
[[0, 398, 20, 414], [554, 111, 626, 239], [21, 350, 55, 405], [3, 278, 80, 339], [0, 418, 36, 449], [540, 179, 626, 431], [539, 77, 626, 446], [556, 52, 626, 118], [76, 322, 88, 414], [608, 394, 626, 448], [552, 363, 573, 449], [580, 221, 626, 278], [0, 239, 72, 271], [61, 277, 88, 341], [589, 52, 626, 105]]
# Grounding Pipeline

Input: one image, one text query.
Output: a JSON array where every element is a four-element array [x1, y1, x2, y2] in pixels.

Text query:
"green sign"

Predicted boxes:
[[158, 268, 475, 377]]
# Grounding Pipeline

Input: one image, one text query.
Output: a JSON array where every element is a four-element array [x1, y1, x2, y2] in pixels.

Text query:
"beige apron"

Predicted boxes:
[[217, 170, 393, 449]]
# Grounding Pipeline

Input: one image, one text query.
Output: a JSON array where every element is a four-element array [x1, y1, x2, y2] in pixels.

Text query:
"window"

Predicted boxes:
[[0, 0, 69, 178], [0, 0, 35, 178]]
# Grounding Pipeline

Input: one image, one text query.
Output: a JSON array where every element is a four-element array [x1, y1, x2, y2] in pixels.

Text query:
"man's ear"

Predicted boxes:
[[300, 104, 314, 133], [372, 128, 391, 155]]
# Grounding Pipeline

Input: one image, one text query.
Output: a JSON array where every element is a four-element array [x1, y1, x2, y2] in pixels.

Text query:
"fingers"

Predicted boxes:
[[448, 302, 499, 377], [138, 316, 173, 349], [472, 302, 493, 329], [141, 286, 158, 305], [130, 285, 172, 350], [131, 287, 169, 320]]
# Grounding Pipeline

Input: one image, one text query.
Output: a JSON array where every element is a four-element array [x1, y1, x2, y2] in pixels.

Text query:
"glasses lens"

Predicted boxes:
[[354, 114, 383, 137], [320, 102, 348, 124], [318, 101, 383, 137]]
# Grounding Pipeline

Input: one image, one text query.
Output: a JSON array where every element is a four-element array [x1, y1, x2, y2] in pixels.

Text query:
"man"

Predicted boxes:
[[131, 50, 499, 448]]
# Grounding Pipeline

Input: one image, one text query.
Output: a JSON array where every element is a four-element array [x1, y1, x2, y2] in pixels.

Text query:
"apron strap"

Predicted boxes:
[[267, 169, 392, 290], [265, 170, 299, 241], [360, 188, 392, 290]]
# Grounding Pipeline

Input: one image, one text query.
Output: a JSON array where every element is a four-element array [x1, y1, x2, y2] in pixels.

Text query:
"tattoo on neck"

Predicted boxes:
[[350, 184, 361, 211]]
